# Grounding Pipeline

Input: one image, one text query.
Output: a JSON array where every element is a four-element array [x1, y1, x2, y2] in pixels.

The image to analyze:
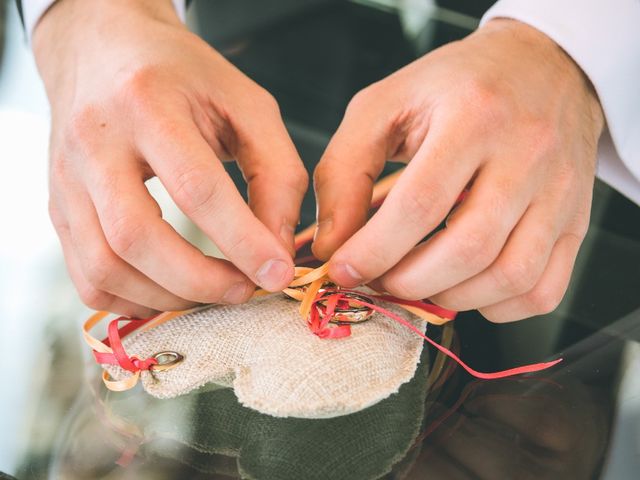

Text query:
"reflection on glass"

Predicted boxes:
[[53, 353, 435, 479]]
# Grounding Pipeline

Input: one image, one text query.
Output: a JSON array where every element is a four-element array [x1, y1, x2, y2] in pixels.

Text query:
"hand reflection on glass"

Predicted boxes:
[[409, 377, 611, 480]]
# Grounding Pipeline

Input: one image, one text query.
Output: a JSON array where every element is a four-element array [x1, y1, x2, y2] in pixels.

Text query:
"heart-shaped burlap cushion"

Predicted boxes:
[[104, 290, 426, 419]]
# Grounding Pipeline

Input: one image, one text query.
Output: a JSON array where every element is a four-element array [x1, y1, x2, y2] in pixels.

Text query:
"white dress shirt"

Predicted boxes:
[[482, 0, 640, 204], [20, 0, 186, 38], [22, 0, 640, 203]]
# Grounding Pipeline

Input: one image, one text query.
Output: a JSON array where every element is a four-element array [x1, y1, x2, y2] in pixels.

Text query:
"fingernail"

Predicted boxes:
[[332, 262, 364, 286], [221, 282, 250, 304], [314, 218, 333, 242], [256, 258, 292, 291]]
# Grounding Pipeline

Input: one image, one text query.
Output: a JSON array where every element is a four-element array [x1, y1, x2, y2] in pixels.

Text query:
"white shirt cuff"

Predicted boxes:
[[22, 0, 187, 43], [481, 0, 640, 205]]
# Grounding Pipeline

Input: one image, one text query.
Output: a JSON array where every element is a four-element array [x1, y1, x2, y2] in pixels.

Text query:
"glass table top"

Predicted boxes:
[[1, 1, 639, 479]]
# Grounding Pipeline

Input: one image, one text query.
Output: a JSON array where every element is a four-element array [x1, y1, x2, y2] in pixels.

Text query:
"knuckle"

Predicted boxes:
[[454, 228, 496, 270], [181, 279, 224, 304], [492, 259, 539, 295], [525, 285, 564, 316], [574, 224, 589, 242], [65, 106, 102, 155], [484, 182, 516, 212], [313, 160, 335, 191], [461, 75, 507, 123], [47, 198, 66, 231], [49, 151, 72, 185], [397, 186, 445, 231], [82, 245, 119, 290], [125, 66, 158, 90], [336, 242, 390, 284], [527, 120, 561, 154], [553, 168, 579, 199], [172, 166, 221, 216], [115, 66, 163, 116], [345, 82, 401, 139], [477, 307, 505, 324], [346, 85, 377, 115], [429, 291, 462, 311], [104, 212, 147, 259], [381, 270, 422, 300], [255, 87, 280, 113], [222, 229, 253, 261], [288, 163, 309, 194], [77, 283, 112, 311]]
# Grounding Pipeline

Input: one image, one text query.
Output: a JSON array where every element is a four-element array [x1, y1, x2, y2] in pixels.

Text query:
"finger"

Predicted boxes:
[[86, 163, 255, 305], [312, 93, 392, 260], [233, 102, 308, 255], [379, 166, 534, 300], [328, 125, 478, 287], [478, 233, 582, 322], [139, 115, 295, 291], [51, 206, 157, 318], [428, 201, 559, 310], [65, 193, 201, 312]]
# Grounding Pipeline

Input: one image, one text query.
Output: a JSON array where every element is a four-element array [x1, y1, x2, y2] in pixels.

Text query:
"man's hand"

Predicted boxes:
[[313, 19, 604, 322], [34, 0, 307, 317], [411, 378, 609, 479]]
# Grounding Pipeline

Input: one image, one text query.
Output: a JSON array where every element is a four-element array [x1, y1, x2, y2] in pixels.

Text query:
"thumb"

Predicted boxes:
[[312, 91, 394, 260], [233, 93, 309, 256]]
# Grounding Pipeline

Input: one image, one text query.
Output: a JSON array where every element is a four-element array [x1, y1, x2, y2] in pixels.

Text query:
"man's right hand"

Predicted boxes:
[[33, 0, 308, 317]]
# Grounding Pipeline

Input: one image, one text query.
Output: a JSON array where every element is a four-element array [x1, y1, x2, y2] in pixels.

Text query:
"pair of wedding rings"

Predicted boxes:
[[316, 290, 375, 325]]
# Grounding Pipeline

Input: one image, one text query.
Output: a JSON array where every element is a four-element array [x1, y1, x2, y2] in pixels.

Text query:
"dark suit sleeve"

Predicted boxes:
[[15, 0, 25, 27]]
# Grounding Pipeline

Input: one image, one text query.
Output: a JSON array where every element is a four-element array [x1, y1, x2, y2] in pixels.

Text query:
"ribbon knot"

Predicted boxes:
[[92, 318, 158, 374], [130, 356, 158, 372]]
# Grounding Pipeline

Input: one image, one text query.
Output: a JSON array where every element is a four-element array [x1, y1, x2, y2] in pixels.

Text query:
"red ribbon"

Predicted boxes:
[[308, 289, 562, 380], [93, 317, 158, 373]]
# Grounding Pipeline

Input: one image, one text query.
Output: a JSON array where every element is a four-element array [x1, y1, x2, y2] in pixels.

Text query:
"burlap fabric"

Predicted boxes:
[[105, 291, 426, 419]]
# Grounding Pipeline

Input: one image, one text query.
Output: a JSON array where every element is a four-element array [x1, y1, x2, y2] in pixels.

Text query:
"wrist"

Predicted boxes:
[[32, 0, 181, 86], [477, 18, 604, 136]]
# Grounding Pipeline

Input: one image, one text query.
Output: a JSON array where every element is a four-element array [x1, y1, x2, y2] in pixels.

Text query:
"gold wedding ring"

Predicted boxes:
[[317, 291, 375, 325]]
